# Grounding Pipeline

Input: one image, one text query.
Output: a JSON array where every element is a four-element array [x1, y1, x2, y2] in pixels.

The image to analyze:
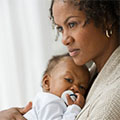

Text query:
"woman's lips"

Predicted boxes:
[[69, 49, 80, 57]]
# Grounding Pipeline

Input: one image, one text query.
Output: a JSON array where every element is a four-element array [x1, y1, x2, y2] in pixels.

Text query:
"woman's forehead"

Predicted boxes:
[[53, 0, 82, 16], [53, 0, 84, 23], [54, 0, 80, 3]]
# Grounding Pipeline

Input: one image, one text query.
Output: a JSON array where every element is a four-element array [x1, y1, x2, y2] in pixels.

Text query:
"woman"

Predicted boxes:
[[50, 0, 120, 119], [51, 0, 120, 119], [0, 0, 120, 119]]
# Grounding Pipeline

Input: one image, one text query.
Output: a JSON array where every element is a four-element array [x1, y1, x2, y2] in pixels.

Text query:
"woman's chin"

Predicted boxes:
[[72, 57, 86, 66]]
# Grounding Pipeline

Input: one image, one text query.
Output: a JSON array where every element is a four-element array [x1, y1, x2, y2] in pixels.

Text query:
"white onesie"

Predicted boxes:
[[24, 92, 81, 120]]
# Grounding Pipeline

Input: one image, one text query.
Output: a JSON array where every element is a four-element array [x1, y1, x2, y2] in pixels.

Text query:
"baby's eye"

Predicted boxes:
[[56, 26, 63, 33], [68, 22, 77, 28], [65, 78, 73, 83], [79, 85, 86, 90]]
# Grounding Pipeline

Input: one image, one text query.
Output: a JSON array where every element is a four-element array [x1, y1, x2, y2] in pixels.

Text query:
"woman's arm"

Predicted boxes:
[[0, 102, 32, 120]]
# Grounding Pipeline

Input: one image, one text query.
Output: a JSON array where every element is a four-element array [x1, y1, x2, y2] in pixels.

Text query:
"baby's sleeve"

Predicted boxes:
[[62, 104, 81, 120], [38, 101, 81, 120]]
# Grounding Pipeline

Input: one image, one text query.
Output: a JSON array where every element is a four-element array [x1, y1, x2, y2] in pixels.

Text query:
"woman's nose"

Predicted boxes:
[[70, 85, 80, 93], [62, 32, 73, 46]]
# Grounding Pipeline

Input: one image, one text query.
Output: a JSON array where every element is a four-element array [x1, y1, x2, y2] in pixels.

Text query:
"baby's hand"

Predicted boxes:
[[66, 93, 85, 108]]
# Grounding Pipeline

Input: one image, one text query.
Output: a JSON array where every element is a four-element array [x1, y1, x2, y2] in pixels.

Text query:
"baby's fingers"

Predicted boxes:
[[66, 94, 74, 105], [75, 93, 85, 108]]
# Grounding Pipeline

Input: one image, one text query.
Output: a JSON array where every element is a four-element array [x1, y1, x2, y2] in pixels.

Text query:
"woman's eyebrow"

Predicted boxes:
[[64, 16, 79, 24], [55, 16, 80, 26]]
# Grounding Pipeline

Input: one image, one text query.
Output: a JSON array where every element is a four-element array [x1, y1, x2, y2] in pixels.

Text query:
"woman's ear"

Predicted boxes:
[[42, 74, 51, 92]]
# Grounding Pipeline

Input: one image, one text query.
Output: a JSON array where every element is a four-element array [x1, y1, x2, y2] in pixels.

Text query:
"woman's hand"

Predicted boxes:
[[0, 102, 32, 120], [66, 93, 85, 108]]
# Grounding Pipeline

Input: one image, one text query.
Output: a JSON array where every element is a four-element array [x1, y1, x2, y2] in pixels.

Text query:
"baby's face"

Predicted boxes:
[[48, 57, 90, 97]]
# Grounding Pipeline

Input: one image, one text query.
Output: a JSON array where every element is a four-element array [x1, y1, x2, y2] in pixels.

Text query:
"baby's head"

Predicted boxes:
[[42, 53, 90, 97]]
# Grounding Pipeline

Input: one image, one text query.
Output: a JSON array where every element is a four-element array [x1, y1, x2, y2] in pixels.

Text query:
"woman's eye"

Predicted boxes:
[[56, 26, 63, 32], [65, 78, 73, 83], [68, 22, 77, 28]]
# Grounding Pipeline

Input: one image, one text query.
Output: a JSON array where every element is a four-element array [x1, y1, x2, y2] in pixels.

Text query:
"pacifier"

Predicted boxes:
[[61, 90, 77, 105]]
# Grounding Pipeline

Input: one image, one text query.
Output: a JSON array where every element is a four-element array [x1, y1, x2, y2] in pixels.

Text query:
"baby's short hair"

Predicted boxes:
[[43, 53, 70, 76]]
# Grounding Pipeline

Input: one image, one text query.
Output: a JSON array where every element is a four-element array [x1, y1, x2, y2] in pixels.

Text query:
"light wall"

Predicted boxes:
[[0, 0, 67, 110]]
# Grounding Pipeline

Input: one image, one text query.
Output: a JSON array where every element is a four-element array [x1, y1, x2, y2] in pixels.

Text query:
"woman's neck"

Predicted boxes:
[[94, 38, 119, 73]]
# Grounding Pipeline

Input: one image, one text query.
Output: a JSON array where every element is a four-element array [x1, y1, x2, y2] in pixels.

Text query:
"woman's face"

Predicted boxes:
[[52, 0, 110, 65]]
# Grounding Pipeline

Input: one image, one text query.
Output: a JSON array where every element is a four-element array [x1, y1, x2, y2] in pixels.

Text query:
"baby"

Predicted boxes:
[[24, 53, 90, 120]]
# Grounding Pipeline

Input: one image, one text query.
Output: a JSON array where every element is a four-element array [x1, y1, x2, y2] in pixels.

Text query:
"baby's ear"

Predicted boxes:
[[42, 74, 51, 92]]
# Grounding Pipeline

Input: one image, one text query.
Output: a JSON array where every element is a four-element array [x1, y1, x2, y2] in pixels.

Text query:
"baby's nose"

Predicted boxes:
[[70, 85, 80, 93]]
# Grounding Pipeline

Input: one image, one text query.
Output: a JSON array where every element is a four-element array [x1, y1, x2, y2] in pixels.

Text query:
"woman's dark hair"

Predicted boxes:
[[50, 0, 120, 35]]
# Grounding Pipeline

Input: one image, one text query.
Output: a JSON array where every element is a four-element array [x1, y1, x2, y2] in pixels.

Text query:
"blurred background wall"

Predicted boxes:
[[0, 0, 67, 110]]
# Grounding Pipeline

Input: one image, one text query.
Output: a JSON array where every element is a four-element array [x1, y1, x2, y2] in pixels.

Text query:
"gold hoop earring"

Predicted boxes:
[[106, 29, 113, 38]]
